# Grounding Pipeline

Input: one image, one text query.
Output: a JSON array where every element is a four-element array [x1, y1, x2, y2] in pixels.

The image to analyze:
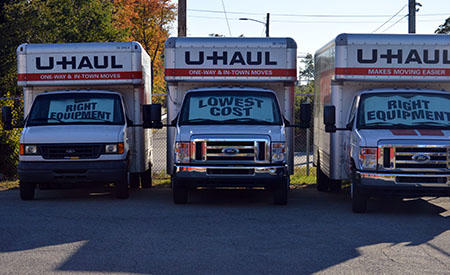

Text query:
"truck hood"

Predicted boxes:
[[20, 125, 125, 144], [358, 129, 450, 146], [178, 125, 284, 141]]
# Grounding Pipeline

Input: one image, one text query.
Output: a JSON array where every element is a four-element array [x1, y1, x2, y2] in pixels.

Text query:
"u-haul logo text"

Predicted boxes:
[[357, 49, 450, 64], [184, 51, 277, 66], [35, 56, 123, 70]]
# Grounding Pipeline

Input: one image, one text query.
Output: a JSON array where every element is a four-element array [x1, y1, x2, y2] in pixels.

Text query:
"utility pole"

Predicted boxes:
[[178, 0, 186, 37], [408, 0, 416, 33], [266, 13, 270, 37]]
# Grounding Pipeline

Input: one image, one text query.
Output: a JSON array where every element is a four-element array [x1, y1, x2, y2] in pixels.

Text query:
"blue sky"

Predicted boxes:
[[170, 0, 449, 55]]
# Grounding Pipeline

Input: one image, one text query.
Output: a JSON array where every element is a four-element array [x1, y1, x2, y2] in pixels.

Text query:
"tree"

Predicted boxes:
[[113, 0, 177, 103], [298, 53, 314, 84], [0, 0, 127, 178], [435, 17, 450, 34]]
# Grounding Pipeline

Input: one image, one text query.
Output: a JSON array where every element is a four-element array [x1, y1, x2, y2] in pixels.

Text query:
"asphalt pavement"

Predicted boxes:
[[0, 187, 449, 274]]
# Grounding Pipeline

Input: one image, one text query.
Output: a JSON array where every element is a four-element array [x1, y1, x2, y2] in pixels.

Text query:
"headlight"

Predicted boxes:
[[271, 142, 286, 162], [359, 147, 377, 170], [175, 142, 190, 163], [20, 144, 38, 155], [104, 143, 124, 154]]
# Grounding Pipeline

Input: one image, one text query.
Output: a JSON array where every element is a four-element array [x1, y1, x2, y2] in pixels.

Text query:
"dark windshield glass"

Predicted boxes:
[[179, 91, 282, 125], [357, 92, 450, 129], [27, 93, 125, 126]]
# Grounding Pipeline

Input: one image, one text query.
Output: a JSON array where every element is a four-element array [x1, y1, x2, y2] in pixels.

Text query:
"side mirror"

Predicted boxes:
[[2, 106, 12, 131], [299, 103, 311, 128], [143, 104, 162, 129], [323, 105, 336, 133]]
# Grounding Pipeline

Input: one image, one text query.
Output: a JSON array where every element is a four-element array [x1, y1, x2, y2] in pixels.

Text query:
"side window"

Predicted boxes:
[[347, 96, 358, 126]]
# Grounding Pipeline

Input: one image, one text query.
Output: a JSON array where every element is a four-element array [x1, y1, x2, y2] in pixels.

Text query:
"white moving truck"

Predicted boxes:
[[148, 37, 310, 204], [314, 34, 450, 212], [2, 42, 153, 200]]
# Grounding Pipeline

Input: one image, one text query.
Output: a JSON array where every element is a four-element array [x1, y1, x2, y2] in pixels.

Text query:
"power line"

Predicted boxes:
[[220, 0, 232, 36], [188, 8, 449, 18], [372, 4, 407, 33], [189, 15, 443, 24], [382, 14, 409, 32]]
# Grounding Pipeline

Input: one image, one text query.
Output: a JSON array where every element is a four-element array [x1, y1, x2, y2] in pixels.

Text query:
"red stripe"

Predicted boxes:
[[335, 67, 450, 77], [390, 129, 418, 136], [165, 68, 296, 78], [17, 71, 142, 81], [417, 129, 444, 136]]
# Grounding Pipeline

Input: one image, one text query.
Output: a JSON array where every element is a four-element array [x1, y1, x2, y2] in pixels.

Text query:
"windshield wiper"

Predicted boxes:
[[80, 117, 114, 123], [224, 118, 274, 125], [183, 118, 217, 124], [29, 117, 66, 124]]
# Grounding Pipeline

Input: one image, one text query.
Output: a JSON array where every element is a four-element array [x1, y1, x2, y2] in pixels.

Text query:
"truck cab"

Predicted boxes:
[[345, 89, 449, 211], [172, 87, 289, 204], [18, 90, 130, 198]]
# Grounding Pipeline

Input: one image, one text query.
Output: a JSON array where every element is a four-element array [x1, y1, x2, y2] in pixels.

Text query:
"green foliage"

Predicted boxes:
[[435, 17, 450, 34], [0, 0, 128, 178], [298, 53, 314, 83]]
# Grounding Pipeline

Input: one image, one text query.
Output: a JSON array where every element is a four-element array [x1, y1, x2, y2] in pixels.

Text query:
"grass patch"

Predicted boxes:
[[152, 170, 171, 188], [0, 180, 19, 191], [290, 166, 316, 188]]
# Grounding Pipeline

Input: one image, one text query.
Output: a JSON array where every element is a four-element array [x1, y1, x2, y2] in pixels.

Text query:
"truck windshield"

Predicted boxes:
[[27, 93, 125, 126], [357, 92, 450, 129], [179, 91, 282, 125]]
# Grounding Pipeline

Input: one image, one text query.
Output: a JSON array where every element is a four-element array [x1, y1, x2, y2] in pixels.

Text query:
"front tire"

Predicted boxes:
[[273, 176, 288, 205], [351, 171, 367, 213], [19, 181, 35, 200], [129, 173, 140, 189], [141, 168, 152, 189], [172, 177, 188, 204], [316, 155, 330, 192]]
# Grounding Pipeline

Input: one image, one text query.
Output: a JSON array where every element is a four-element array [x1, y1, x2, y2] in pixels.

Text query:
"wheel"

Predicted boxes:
[[329, 180, 342, 193], [19, 181, 35, 200], [129, 173, 140, 189], [273, 176, 289, 205], [115, 171, 129, 199], [351, 171, 367, 213], [141, 168, 152, 189], [172, 177, 188, 204], [316, 155, 330, 192]]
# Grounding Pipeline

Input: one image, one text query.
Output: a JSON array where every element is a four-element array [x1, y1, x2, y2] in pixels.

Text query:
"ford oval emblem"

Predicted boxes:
[[222, 147, 239, 155], [412, 153, 430, 163]]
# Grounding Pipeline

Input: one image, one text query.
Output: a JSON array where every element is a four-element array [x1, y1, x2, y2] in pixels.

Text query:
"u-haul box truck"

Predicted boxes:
[[146, 37, 310, 204], [314, 33, 450, 212], [2, 42, 153, 200]]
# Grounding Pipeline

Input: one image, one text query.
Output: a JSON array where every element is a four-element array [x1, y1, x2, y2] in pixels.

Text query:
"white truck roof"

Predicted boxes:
[[17, 42, 150, 86], [316, 33, 450, 82], [164, 37, 297, 82]]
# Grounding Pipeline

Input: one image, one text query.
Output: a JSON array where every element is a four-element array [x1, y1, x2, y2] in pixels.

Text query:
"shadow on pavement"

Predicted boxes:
[[0, 186, 448, 274]]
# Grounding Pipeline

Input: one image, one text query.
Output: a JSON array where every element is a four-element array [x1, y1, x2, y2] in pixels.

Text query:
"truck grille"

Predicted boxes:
[[191, 138, 269, 163], [380, 144, 449, 171], [40, 144, 103, 159]]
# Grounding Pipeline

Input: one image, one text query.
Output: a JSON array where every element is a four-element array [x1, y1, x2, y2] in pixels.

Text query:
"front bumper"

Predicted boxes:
[[18, 160, 127, 189], [174, 165, 287, 188], [356, 171, 450, 197]]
